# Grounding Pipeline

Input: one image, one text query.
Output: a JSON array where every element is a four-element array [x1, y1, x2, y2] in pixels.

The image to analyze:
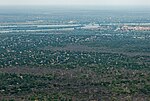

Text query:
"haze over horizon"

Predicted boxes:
[[0, 0, 150, 6]]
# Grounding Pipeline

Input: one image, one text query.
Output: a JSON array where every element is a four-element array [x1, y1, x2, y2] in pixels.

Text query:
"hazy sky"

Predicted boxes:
[[0, 0, 150, 6]]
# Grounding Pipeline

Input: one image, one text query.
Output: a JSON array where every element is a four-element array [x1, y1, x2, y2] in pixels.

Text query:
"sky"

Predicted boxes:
[[0, 0, 149, 6]]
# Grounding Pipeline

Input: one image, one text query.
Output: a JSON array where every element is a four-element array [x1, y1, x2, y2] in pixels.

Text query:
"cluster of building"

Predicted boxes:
[[121, 26, 150, 31]]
